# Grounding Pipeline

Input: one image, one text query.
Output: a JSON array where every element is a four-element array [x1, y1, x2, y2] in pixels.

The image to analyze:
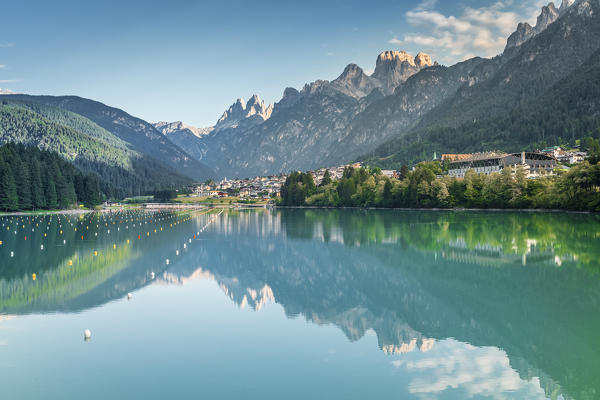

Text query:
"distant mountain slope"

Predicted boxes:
[[153, 121, 211, 162], [4, 95, 215, 181], [0, 101, 192, 196]]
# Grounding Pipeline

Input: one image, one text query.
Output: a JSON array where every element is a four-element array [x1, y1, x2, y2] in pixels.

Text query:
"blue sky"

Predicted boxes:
[[1, 0, 548, 127]]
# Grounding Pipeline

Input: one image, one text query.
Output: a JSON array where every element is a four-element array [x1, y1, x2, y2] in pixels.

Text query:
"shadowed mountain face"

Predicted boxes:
[[2, 209, 599, 399]]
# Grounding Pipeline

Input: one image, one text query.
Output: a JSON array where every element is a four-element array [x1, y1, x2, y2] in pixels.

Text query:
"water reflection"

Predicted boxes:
[[1, 209, 599, 399]]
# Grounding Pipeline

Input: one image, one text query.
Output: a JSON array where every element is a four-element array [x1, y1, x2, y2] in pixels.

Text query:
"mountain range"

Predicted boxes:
[[2, 0, 598, 185], [153, 0, 600, 177]]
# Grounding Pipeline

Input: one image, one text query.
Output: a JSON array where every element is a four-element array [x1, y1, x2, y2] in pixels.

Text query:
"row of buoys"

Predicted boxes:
[[3, 209, 217, 289]]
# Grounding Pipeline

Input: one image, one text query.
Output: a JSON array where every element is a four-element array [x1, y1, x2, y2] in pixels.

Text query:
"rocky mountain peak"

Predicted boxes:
[[216, 94, 273, 130], [276, 87, 302, 110], [372, 50, 433, 95], [153, 121, 213, 138], [506, 22, 535, 49], [415, 52, 433, 68], [559, 0, 575, 14], [536, 3, 560, 32], [331, 64, 380, 98], [505, 2, 562, 50], [376, 51, 416, 67]]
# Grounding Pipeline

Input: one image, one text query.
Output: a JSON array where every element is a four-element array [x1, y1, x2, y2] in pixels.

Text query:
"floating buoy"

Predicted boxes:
[[10, 251, 14, 257], [127, 293, 132, 300], [84, 329, 92, 340], [32, 273, 36, 280], [40, 244, 44, 250], [69, 260, 73, 266], [94, 251, 98, 256], [151, 272, 156, 278]]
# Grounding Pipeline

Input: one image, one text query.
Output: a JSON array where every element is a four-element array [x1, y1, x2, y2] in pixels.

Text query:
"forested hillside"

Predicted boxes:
[[0, 143, 103, 211], [363, 47, 600, 168], [0, 102, 191, 197], [2, 95, 215, 181]]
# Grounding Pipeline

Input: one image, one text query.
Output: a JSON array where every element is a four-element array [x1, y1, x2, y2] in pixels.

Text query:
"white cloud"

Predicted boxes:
[[415, 0, 438, 11], [0, 79, 19, 83], [390, 1, 546, 65], [392, 339, 550, 399], [0, 64, 5, 69]]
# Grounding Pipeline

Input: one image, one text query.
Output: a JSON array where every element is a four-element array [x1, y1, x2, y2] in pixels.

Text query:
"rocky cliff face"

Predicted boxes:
[[216, 94, 273, 131], [330, 64, 380, 98], [505, 2, 562, 50], [506, 22, 535, 49], [371, 51, 433, 95], [154, 121, 213, 138]]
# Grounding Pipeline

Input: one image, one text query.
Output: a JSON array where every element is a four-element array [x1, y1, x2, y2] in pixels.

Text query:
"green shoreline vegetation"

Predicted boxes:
[[280, 142, 600, 212]]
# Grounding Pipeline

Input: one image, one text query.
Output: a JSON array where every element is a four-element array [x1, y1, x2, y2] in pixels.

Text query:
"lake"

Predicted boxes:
[[1, 208, 599, 399]]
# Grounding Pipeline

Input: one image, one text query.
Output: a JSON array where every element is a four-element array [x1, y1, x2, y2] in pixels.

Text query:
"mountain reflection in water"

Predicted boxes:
[[1, 209, 599, 399]]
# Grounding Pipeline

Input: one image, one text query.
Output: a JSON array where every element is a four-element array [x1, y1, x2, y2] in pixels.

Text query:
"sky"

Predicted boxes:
[[0, 0, 549, 127]]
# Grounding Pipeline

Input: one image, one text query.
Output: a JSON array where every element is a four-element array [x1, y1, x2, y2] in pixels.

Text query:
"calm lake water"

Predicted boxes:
[[0, 209, 599, 399]]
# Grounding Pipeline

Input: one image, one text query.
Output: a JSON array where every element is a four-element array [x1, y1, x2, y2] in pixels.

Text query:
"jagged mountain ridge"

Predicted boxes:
[[160, 50, 434, 177]]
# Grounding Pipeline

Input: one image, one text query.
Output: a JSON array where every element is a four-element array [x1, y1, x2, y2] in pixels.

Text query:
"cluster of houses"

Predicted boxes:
[[192, 146, 589, 199], [539, 146, 587, 164], [193, 175, 287, 200]]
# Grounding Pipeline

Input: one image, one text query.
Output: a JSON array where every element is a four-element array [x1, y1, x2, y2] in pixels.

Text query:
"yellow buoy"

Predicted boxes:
[[69, 260, 73, 266], [32, 273, 36, 281], [94, 251, 98, 256]]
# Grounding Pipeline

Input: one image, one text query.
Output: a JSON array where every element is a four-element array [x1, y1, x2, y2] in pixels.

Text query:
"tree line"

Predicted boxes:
[[280, 143, 600, 212], [0, 143, 103, 211]]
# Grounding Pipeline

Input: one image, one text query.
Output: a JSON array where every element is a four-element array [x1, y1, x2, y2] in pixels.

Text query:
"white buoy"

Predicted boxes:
[[84, 329, 92, 340], [176, 250, 179, 256], [40, 244, 44, 250], [151, 272, 156, 278], [127, 293, 132, 300]]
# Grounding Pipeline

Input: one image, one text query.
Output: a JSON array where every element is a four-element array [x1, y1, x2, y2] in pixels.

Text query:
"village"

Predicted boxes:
[[190, 146, 589, 201]]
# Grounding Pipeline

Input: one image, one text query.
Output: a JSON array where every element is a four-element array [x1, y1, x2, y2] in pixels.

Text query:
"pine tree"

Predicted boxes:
[[0, 161, 19, 211], [30, 157, 46, 209], [14, 156, 32, 210]]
